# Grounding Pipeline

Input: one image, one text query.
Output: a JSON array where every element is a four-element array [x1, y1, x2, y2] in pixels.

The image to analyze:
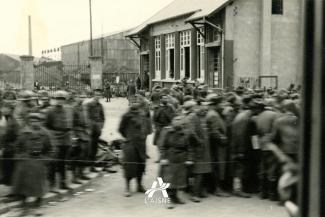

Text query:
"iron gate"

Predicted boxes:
[[34, 63, 91, 92]]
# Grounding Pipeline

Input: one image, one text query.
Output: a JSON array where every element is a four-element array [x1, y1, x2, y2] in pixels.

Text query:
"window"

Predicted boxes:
[[272, 0, 283, 15], [180, 30, 191, 79], [212, 28, 221, 42], [180, 30, 191, 46], [154, 37, 161, 79], [197, 28, 205, 81], [165, 34, 175, 79]]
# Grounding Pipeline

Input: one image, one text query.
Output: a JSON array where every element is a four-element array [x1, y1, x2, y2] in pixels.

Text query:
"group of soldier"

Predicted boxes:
[[119, 81, 300, 209], [0, 88, 106, 215]]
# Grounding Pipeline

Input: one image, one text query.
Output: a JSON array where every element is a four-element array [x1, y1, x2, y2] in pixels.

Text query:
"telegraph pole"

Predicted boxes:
[[89, 0, 93, 57]]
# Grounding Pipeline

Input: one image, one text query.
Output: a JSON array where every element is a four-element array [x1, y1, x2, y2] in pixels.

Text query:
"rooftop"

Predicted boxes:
[[126, 0, 230, 36]]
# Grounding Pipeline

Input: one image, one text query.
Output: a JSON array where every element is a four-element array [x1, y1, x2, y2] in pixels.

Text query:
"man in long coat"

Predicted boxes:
[[231, 99, 264, 197], [0, 101, 19, 186], [87, 90, 105, 171], [159, 116, 193, 208], [265, 99, 299, 201], [153, 95, 176, 160], [119, 99, 151, 197], [45, 91, 72, 190], [206, 94, 230, 197], [12, 112, 53, 216], [71, 94, 91, 183], [186, 105, 212, 202]]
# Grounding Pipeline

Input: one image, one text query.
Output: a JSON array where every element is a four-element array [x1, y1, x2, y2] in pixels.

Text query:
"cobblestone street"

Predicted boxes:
[[4, 98, 288, 217]]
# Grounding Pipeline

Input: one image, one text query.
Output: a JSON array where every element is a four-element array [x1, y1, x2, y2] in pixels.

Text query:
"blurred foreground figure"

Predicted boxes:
[[159, 116, 193, 209], [119, 98, 151, 197], [231, 99, 264, 198], [71, 93, 91, 183], [0, 101, 19, 186], [12, 112, 53, 216], [14, 90, 36, 127]]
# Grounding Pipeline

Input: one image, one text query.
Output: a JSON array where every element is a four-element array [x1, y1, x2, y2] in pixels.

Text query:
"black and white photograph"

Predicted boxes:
[[0, 0, 322, 216]]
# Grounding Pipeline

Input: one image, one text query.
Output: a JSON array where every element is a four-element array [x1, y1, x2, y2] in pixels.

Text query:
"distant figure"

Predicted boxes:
[[136, 75, 141, 91], [104, 80, 112, 102], [34, 80, 40, 90], [144, 71, 149, 91], [127, 80, 137, 106]]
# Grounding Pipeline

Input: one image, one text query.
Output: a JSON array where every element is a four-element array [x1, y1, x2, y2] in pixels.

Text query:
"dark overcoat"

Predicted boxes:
[[159, 127, 193, 189], [12, 126, 53, 197], [119, 109, 150, 178], [186, 113, 212, 174], [206, 109, 227, 180]]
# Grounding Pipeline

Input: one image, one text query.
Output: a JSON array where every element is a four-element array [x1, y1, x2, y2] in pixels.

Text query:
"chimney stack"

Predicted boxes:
[[28, 15, 32, 56]]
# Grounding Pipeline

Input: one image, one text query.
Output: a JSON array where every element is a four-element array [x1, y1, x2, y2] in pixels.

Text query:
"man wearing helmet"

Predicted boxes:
[[45, 90, 73, 190]]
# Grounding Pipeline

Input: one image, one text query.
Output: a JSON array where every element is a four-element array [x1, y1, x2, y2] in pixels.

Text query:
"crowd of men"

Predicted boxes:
[[119, 80, 300, 210], [0, 89, 106, 216], [0, 80, 300, 214]]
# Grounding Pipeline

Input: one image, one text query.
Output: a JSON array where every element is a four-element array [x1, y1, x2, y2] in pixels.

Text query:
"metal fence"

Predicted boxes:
[[102, 72, 138, 84], [34, 64, 91, 92]]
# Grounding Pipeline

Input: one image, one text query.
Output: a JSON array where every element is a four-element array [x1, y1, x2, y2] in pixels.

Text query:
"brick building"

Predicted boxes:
[[127, 0, 302, 89]]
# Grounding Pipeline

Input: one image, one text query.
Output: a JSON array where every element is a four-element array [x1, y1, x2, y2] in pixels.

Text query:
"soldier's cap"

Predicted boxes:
[[17, 90, 34, 101], [235, 86, 245, 94], [171, 84, 178, 90], [183, 100, 197, 111], [242, 95, 253, 104], [76, 93, 88, 98], [152, 85, 162, 91], [206, 93, 223, 105], [2, 91, 17, 100], [248, 98, 265, 110], [38, 90, 49, 100], [53, 90, 68, 99], [282, 99, 299, 116], [27, 112, 43, 120]]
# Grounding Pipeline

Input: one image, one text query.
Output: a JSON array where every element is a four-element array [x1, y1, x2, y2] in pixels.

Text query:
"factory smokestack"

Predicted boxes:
[[28, 15, 32, 56]]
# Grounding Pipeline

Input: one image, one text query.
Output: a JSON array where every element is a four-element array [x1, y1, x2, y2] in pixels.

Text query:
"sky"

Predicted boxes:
[[0, 0, 174, 57]]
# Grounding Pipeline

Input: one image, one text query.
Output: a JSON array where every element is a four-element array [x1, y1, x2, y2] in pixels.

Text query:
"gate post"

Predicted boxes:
[[20, 55, 34, 90], [89, 56, 103, 90]]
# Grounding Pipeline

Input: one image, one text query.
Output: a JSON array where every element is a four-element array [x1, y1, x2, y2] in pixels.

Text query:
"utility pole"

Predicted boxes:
[[28, 15, 32, 56], [89, 0, 93, 57]]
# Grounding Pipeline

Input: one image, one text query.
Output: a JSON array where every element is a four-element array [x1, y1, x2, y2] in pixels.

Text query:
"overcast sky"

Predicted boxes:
[[0, 0, 174, 57]]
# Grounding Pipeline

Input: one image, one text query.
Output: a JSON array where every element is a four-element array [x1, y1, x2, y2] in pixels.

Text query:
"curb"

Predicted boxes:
[[0, 171, 105, 215]]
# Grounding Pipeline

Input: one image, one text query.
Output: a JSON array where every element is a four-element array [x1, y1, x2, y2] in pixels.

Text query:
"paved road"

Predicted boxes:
[[5, 98, 288, 217]]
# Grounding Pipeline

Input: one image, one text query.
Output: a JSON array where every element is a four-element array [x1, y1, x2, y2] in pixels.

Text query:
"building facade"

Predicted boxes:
[[127, 0, 302, 89], [41, 47, 61, 61], [61, 31, 140, 75]]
